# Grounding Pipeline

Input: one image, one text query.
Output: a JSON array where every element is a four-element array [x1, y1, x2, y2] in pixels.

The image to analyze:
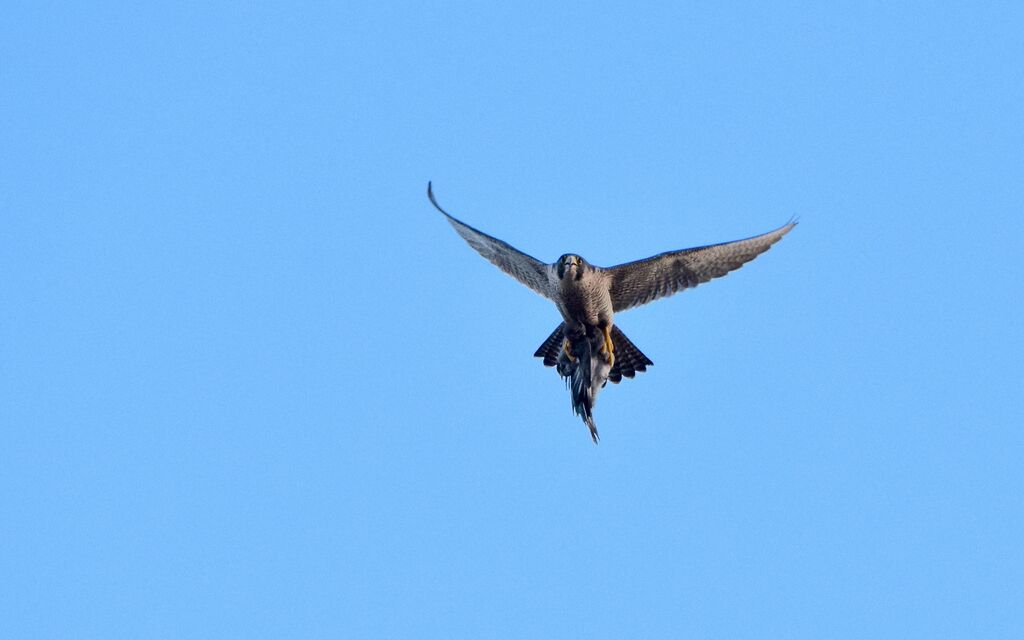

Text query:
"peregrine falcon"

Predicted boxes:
[[428, 182, 795, 442]]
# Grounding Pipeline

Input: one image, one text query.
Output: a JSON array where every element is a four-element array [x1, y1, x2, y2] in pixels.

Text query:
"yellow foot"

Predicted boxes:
[[563, 338, 577, 362], [602, 326, 615, 368]]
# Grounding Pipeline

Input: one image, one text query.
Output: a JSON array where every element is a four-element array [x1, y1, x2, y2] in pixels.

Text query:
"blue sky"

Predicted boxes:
[[3, 2, 1022, 638]]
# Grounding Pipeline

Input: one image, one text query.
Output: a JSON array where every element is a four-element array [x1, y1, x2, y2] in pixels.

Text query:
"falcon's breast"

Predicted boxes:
[[555, 268, 614, 327]]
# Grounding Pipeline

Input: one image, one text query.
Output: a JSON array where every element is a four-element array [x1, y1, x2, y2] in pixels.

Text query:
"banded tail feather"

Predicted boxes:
[[534, 323, 653, 383]]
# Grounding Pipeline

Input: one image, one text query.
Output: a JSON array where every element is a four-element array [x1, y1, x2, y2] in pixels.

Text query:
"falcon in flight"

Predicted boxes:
[[428, 182, 795, 442]]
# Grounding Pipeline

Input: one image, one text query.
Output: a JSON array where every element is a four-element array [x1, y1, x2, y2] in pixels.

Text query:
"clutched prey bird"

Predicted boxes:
[[428, 182, 795, 442]]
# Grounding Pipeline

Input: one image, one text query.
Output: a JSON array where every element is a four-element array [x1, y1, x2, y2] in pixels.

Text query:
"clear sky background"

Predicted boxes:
[[3, 2, 1022, 638]]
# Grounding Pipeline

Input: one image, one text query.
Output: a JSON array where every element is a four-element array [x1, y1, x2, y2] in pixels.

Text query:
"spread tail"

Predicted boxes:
[[535, 323, 653, 383]]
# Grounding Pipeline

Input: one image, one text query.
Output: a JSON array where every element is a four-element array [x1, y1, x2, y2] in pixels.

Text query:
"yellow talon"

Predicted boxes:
[[563, 338, 577, 362], [602, 326, 615, 367]]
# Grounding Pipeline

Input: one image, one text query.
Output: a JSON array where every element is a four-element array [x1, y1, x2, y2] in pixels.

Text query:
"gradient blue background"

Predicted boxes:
[[3, 2, 1022, 638]]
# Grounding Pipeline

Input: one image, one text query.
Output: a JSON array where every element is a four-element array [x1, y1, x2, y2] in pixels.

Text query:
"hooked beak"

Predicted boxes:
[[559, 255, 581, 279]]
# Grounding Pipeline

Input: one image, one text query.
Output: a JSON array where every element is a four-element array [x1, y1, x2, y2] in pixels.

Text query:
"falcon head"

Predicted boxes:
[[557, 254, 588, 281]]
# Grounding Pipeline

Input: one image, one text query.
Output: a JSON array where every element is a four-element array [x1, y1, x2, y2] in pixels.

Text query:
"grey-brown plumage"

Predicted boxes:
[[606, 228, 797, 311], [428, 182, 795, 442]]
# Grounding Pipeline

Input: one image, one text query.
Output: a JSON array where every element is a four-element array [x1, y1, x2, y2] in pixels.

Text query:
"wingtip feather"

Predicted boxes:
[[427, 181, 450, 217]]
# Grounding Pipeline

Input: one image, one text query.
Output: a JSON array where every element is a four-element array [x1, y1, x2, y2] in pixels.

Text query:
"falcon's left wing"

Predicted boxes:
[[429, 183, 556, 300], [608, 220, 796, 312]]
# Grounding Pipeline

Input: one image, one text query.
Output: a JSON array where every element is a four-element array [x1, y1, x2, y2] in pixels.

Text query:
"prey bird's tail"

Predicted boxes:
[[561, 325, 603, 443]]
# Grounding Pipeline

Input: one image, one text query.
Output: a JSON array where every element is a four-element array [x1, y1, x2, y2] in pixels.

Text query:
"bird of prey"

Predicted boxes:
[[428, 182, 795, 442]]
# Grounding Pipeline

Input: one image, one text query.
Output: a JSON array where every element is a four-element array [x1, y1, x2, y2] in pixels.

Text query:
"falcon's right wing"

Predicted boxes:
[[428, 183, 556, 300]]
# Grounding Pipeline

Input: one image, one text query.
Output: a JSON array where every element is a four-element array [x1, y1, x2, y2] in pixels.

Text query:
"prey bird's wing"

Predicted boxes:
[[608, 220, 796, 312], [429, 183, 556, 300]]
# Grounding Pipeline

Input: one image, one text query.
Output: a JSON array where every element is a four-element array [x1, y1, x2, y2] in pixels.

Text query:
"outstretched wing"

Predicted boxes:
[[428, 183, 556, 300], [608, 220, 796, 312]]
